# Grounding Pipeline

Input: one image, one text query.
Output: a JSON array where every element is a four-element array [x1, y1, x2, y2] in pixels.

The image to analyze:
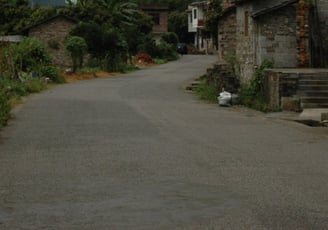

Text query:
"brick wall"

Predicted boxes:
[[256, 5, 299, 68], [29, 17, 76, 67], [153, 11, 168, 33], [218, 9, 237, 62]]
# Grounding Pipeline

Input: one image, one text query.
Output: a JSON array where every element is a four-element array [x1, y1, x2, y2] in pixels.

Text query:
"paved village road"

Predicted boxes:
[[1, 55, 328, 229]]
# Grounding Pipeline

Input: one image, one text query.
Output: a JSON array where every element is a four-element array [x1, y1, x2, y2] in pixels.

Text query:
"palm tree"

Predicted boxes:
[[102, 0, 139, 27]]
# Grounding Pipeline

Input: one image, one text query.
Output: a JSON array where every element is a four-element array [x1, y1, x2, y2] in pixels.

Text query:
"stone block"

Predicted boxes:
[[321, 113, 328, 122]]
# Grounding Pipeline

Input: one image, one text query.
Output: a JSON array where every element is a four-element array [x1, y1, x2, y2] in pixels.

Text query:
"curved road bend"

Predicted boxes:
[[0, 55, 328, 229]]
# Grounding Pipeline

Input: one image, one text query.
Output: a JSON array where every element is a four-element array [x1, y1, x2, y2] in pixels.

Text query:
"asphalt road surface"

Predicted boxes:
[[1, 55, 328, 229]]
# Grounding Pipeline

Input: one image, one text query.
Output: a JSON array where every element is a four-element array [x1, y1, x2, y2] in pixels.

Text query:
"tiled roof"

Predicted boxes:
[[251, 0, 299, 17], [234, 0, 300, 17]]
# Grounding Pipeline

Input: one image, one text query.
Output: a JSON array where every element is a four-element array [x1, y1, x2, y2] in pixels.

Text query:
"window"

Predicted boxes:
[[150, 13, 160, 25], [193, 9, 197, 19], [244, 11, 249, 36]]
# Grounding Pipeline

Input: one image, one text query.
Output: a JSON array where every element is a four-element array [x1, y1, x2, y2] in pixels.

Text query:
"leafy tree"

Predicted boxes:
[[168, 11, 190, 43], [0, 0, 31, 34], [65, 36, 87, 72], [70, 22, 106, 62], [2, 37, 52, 77], [161, 32, 179, 46]]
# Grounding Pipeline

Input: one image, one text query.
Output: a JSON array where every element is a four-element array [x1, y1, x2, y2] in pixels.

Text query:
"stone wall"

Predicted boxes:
[[255, 5, 299, 68], [206, 64, 240, 94], [29, 17, 76, 67], [264, 69, 299, 110], [218, 9, 237, 62], [317, 0, 328, 66], [236, 3, 255, 82]]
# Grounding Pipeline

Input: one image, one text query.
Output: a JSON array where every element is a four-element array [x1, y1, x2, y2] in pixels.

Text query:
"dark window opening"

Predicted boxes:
[[150, 13, 160, 25], [244, 11, 249, 36]]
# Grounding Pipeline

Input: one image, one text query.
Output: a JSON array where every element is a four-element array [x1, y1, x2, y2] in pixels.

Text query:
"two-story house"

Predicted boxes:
[[140, 3, 169, 42], [188, 1, 214, 53]]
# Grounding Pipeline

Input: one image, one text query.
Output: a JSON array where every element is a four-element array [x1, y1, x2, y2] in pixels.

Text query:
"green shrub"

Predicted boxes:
[[40, 66, 66, 83], [0, 90, 10, 127], [196, 79, 218, 103], [3, 37, 52, 77], [156, 41, 179, 61], [23, 78, 47, 93], [161, 32, 179, 47], [239, 60, 275, 112], [65, 36, 88, 72]]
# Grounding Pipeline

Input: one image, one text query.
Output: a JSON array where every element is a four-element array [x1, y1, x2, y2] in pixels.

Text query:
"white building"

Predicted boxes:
[[187, 1, 214, 53]]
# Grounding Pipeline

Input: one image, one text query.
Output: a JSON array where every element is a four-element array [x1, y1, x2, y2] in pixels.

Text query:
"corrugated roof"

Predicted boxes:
[[29, 0, 66, 7]]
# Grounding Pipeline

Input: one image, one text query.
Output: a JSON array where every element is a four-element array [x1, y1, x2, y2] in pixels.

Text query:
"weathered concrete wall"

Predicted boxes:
[[236, 3, 255, 82], [255, 5, 298, 68], [317, 0, 328, 66], [29, 17, 76, 67]]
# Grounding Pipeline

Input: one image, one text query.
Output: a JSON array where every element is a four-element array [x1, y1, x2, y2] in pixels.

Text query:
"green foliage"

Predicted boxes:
[[0, 74, 48, 127], [195, 78, 218, 103], [65, 36, 87, 72], [156, 41, 179, 61], [0, 87, 10, 127], [224, 53, 240, 79], [161, 32, 179, 47], [0, 0, 31, 35], [2, 37, 52, 78], [70, 22, 105, 61], [40, 66, 66, 83], [138, 34, 178, 61], [239, 60, 275, 112]]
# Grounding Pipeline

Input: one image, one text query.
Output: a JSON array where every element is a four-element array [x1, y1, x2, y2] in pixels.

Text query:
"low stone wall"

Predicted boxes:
[[206, 63, 240, 94], [264, 68, 328, 111]]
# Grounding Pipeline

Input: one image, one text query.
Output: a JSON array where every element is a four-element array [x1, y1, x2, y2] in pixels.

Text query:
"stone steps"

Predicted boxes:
[[298, 74, 328, 109], [185, 80, 201, 91]]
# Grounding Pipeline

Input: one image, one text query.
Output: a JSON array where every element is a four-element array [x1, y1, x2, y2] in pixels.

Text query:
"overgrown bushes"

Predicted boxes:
[[137, 32, 179, 62], [239, 60, 275, 112], [195, 78, 218, 103], [0, 88, 10, 127], [0, 37, 58, 128]]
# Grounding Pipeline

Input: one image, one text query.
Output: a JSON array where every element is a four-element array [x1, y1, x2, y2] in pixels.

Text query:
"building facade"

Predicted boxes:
[[218, 0, 328, 81], [26, 15, 77, 67]]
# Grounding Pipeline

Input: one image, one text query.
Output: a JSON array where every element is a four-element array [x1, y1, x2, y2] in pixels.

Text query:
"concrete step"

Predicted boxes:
[[298, 85, 328, 91], [185, 80, 200, 91], [298, 79, 328, 85], [301, 103, 328, 109], [298, 91, 328, 97], [301, 96, 328, 103], [299, 74, 328, 81]]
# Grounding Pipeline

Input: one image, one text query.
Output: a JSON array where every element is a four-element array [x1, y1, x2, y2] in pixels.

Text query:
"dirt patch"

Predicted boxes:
[[61, 70, 120, 83]]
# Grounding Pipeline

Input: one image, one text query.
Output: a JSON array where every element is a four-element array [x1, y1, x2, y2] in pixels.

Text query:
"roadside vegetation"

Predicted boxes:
[[1, 0, 198, 128], [195, 78, 218, 103], [195, 59, 279, 112], [238, 60, 277, 112]]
